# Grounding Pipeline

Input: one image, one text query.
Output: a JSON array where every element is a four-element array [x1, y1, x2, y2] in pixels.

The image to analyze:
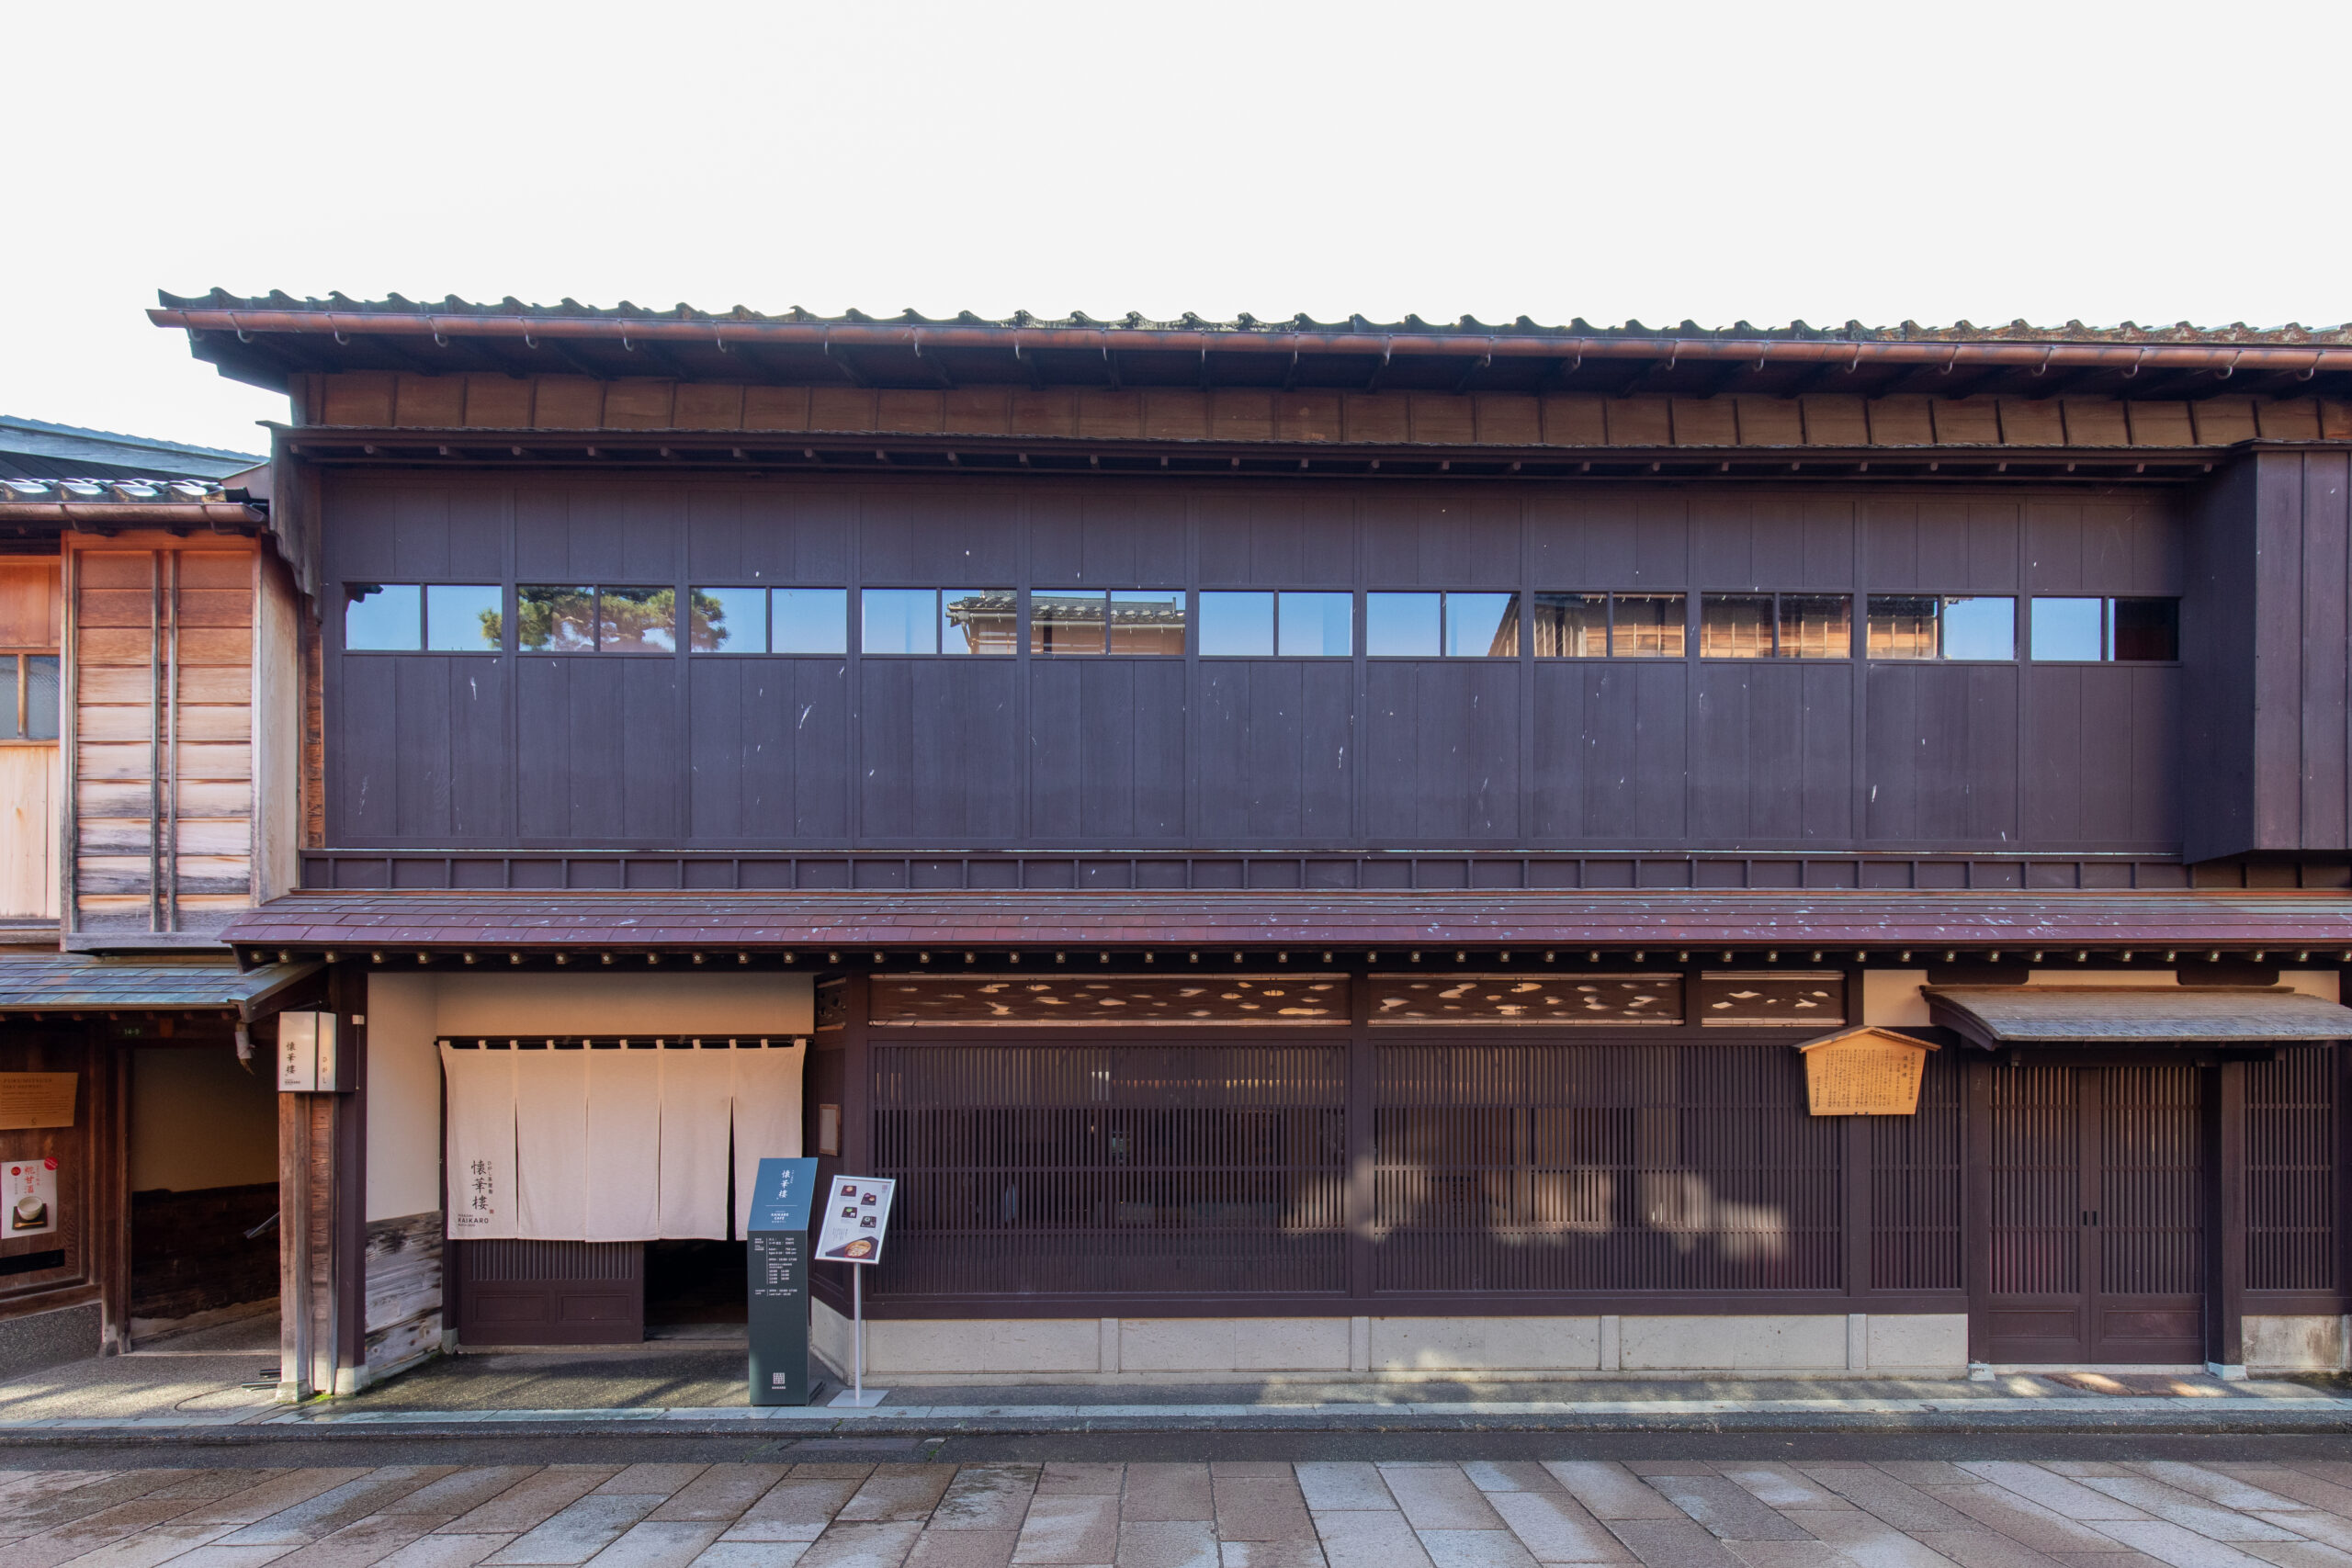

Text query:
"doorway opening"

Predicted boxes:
[[645, 1240, 747, 1337], [128, 1034, 279, 1347]]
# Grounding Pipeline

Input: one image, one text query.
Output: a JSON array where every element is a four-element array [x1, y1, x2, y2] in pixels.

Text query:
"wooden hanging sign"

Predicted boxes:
[[0, 1073, 77, 1130], [1794, 1027, 1938, 1116]]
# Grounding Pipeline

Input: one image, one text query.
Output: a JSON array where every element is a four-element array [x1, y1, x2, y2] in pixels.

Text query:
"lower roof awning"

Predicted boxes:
[[1923, 985, 2352, 1049], [0, 957, 324, 1019], [219, 890, 2352, 955]]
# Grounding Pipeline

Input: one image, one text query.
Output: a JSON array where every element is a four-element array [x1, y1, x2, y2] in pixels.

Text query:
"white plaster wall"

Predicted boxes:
[[1861, 971, 1930, 1026], [130, 1045, 277, 1191], [430, 973, 812, 1036], [366, 975, 444, 1222], [362, 971, 816, 1223], [2026, 970, 2180, 987], [2279, 971, 2342, 1002]]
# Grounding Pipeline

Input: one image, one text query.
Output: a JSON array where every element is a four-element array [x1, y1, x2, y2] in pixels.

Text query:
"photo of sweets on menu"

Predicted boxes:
[[819, 1179, 890, 1261]]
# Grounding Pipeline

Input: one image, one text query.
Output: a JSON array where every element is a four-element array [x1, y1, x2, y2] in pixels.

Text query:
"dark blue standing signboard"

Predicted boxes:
[[746, 1156, 820, 1406]]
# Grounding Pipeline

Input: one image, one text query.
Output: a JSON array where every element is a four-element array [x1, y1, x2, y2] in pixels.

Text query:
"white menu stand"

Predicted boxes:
[[829, 1266, 889, 1406]]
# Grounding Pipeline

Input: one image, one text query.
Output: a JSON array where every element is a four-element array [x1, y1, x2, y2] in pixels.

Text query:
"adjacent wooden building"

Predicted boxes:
[[146, 296, 2352, 1392], [0, 452, 317, 1378]]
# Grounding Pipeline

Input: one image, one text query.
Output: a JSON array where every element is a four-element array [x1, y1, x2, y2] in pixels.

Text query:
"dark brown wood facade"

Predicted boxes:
[[808, 961, 2344, 1363], [315, 474, 2198, 863], [157, 298, 2352, 1371]]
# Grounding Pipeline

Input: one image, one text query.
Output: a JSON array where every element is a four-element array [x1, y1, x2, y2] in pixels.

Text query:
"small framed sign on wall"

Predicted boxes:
[[816, 1104, 842, 1157], [0, 1074, 75, 1130]]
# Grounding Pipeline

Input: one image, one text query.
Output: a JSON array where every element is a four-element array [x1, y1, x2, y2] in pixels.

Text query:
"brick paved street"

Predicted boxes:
[[11, 1456, 2352, 1568]]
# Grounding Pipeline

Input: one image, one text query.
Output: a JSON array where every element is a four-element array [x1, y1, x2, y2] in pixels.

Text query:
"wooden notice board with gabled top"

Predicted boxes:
[[1794, 1027, 1938, 1116]]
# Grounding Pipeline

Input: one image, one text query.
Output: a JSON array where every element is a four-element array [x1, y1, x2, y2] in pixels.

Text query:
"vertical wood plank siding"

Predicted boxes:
[[2184, 451, 2352, 860], [321, 475, 2188, 858], [68, 541, 258, 936]]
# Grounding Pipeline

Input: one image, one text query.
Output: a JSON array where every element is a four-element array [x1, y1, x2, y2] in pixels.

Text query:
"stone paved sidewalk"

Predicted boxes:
[[14, 1455, 2352, 1568]]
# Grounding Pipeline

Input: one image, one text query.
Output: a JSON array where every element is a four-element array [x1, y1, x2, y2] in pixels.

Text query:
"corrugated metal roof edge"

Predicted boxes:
[[151, 291, 2352, 349]]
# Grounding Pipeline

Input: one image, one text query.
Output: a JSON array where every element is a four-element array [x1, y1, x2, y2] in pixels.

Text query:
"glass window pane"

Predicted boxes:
[[1031, 592, 1104, 655], [2111, 597, 2179, 661], [425, 584, 503, 652], [690, 587, 767, 653], [1778, 594, 1851, 659], [1701, 594, 1775, 659], [1867, 594, 1938, 659], [517, 587, 594, 652], [944, 589, 1017, 655], [343, 582, 420, 650], [861, 589, 936, 655], [1941, 595, 2015, 660], [2030, 597, 2103, 660], [1445, 592, 1517, 657], [775, 588, 848, 655], [1531, 592, 1606, 657], [598, 588, 675, 653], [1611, 593, 1686, 657], [1277, 592, 1352, 657], [1109, 590, 1185, 654], [1200, 592, 1273, 656], [1365, 592, 1440, 656], [23, 655, 58, 740]]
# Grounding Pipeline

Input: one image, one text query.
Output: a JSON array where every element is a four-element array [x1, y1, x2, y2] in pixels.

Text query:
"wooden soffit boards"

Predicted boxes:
[[295, 375, 2348, 452], [1921, 984, 2352, 1048]]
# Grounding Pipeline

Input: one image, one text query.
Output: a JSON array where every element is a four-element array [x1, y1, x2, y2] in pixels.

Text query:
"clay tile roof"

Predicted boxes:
[[149, 292, 2352, 401]]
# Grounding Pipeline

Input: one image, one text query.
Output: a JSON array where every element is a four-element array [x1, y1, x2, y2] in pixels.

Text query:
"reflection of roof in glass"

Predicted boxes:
[[1027, 595, 1186, 625]]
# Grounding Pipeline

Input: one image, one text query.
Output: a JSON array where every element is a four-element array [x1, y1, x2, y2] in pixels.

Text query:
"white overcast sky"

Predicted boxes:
[[8, 0, 2348, 455]]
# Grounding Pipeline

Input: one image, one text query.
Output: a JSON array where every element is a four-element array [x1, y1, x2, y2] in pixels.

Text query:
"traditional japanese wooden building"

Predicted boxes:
[[0, 450, 319, 1377], [148, 293, 2352, 1395]]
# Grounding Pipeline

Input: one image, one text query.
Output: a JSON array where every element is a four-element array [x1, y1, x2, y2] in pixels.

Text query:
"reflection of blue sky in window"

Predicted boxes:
[[1939, 596, 2014, 660], [1278, 592, 1351, 656], [2031, 597, 2103, 660], [694, 587, 767, 653], [776, 589, 848, 655], [1366, 592, 1440, 656], [1200, 592, 1272, 656], [425, 584, 503, 651], [863, 589, 935, 654], [1445, 592, 1515, 657], [344, 583, 420, 649]]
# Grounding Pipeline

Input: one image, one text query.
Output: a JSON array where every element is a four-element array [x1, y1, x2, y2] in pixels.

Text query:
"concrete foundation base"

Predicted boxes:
[[812, 1304, 1973, 1384], [0, 1303, 104, 1381]]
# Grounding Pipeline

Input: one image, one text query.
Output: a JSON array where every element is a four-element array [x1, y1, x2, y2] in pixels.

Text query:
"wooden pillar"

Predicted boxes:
[[2205, 1059, 2248, 1372], [1962, 1055, 1994, 1366], [1345, 965, 1374, 1305], [277, 1085, 314, 1399], [92, 1032, 131, 1353], [275, 962, 369, 1400]]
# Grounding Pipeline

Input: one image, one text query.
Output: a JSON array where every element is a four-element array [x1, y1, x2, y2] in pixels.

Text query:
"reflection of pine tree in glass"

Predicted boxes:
[[511, 588, 725, 650]]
